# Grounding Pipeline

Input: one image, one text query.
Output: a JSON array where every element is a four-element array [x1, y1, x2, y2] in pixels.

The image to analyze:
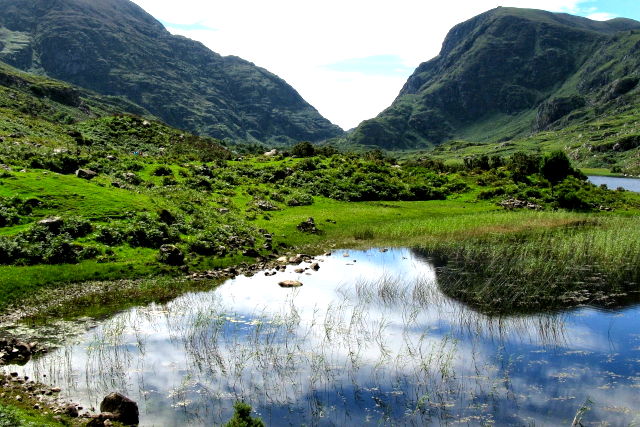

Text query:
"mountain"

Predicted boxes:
[[347, 7, 640, 150], [0, 0, 342, 145]]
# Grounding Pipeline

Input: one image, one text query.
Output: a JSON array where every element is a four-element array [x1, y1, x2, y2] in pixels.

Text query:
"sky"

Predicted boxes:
[[130, 0, 640, 130]]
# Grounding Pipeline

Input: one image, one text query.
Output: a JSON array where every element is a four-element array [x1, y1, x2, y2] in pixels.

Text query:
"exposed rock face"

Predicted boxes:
[[348, 7, 640, 149], [99, 392, 139, 426], [0, 0, 342, 145], [534, 95, 586, 131]]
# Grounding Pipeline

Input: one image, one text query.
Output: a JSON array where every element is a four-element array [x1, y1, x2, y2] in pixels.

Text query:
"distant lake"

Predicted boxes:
[[588, 175, 640, 192]]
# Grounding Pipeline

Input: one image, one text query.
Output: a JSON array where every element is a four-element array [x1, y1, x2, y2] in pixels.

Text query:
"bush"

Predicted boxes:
[[96, 225, 125, 246], [285, 191, 313, 206], [152, 165, 173, 176], [124, 214, 178, 248], [291, 141, 315, 157]]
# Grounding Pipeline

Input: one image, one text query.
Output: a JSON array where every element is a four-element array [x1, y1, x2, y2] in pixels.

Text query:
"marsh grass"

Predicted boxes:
[[421, 215, 640, 312]]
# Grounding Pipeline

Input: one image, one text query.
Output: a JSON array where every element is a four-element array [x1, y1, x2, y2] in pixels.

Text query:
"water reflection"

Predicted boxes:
[[5, 249, 640, 425]]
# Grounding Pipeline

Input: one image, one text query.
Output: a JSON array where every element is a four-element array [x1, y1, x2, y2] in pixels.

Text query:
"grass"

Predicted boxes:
[[419, 214, 640, 313]]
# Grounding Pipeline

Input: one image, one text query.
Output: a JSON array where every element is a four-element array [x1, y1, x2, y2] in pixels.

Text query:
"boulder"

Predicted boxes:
[[0, 339, 32, 365], [310, 262, 320, 271], [278, 280, 303, 288], [75, 169, 98, 180], [38, 217, 64, 233], [99, 393, 139, 426], [158, 245, 184, 266], [296, 217, 320, 234]]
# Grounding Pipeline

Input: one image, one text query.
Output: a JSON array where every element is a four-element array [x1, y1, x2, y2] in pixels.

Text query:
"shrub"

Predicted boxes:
[[291, 141, 315, 157], [285, 191, 314, 206], [152, 165, 173, 176]]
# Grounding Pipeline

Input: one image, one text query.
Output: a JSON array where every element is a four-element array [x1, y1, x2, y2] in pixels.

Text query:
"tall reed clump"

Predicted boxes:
[[418, 215, 640, 313]]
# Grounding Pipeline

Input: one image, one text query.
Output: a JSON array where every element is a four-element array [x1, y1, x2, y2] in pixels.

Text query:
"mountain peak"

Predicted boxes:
[[348, 7, 640, 150], [0, 0, 342, 144]]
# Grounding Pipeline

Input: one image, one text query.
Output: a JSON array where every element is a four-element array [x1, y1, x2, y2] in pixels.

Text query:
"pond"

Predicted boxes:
[[5, 249, 640, 425], [588, 175, 640, 192]]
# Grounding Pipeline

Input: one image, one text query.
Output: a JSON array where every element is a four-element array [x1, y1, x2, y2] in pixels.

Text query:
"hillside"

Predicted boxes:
[[347, 7, 640, 154], [0, 0, 342, 145]]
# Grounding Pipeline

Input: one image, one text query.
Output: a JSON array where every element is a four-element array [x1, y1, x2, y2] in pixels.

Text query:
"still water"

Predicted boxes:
[[6, 249, 640, 425], [588, 175, 640, 192]]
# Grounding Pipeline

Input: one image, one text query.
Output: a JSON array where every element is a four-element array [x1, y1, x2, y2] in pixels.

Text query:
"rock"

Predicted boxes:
[[294, 268, 305, 273], [75, 169, 98, 180], [254, 199, 280, 211], [288, 254, 304, 264], [0, 339, 33, 365], [37, 217, 64, 233], [106, 155, 117, 161], [499, 198, 542, 211], [242, 248, 260, 257], [264, 149, 278, 157], [158, 245, 184, 266], [64, 404, 79, 417], [310, 262, 320, 271], [121, 172, 141, 185], [218, 208, 230, 214], [297, 217, 320, 234], [100, 393, 139, 426], [279, 280, 303, 288]]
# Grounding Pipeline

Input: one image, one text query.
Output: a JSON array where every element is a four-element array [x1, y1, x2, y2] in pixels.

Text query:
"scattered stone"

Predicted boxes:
[[219, 208, 230, 214], [294, 268, 305, 274], [325, 219, 337, 224], [254, 199, 280, 211], [65, 403, 79, 418], [499, 198, 542, 210], [380, 248, 389, 253], [158, 244, 184, 266], [324, 252, 332, 256], [75, 169, 98, 180], [297, 217, 320, 234], [343, 252, 350, 257], [288, 254, 304, 264], [310, 262, 320, 271], [100, 393, 139, 426], [264, 149, 278, 157], [279, 280, 303, 288], [0, 339, 33, 365]]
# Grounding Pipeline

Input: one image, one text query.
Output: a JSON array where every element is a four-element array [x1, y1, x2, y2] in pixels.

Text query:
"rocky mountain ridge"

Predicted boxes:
[[0, 0, 342, 145]]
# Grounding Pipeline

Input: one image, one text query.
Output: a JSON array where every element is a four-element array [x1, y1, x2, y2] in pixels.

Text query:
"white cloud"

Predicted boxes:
[[130, 0, 602, 129]]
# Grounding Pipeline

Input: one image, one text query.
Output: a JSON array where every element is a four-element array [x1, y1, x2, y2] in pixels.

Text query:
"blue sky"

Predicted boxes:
[[138, 0, 639, 130]]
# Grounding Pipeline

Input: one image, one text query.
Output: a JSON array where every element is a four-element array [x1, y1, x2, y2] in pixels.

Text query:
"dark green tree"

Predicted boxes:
[[291, 141, 316, 157], [541, 151, 574, 184]]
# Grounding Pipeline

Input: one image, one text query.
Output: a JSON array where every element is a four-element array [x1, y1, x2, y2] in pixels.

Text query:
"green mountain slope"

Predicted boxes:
[[0, 0, 342, 145], [347, 7, 640, 151]]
